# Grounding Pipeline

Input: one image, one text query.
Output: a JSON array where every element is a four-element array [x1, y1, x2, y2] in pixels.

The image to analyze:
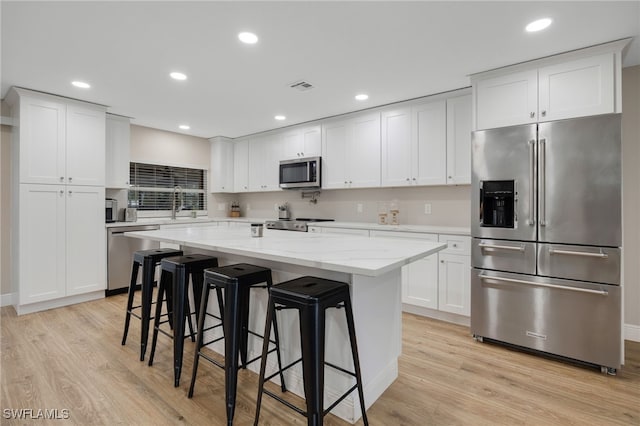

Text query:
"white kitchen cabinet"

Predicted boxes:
[[437, 234, 470, 316], [474, 52, 617, 130], [233, 139, 249, 192], [105, 114, 131, 188], [446, 94, 472, 185], [282, 125, 321, 159], [210, 136, 234, 193], [414, 100, 447, 185], [313, 227, 370, 236], [18, 184, 105, 304], [381, 107, 413, 187], [12, 89, 106, 186], [248, 134, 281, 191], [371, 230, 439, 309], [322, 112, 381, 189]]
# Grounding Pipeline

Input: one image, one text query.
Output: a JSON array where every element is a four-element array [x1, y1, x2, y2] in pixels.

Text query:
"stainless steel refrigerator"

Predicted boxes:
[[470, 113, 622, 374]]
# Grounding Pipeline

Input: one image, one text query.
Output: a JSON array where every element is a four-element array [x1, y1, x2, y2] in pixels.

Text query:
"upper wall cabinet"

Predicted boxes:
[[10, 89, 106, 186], [322, 112, 381, 189], [281, 124, 321, 160], [233, 139, 249, 192], [446, 94, 472, 185], [105, 114, 131, 189], [210, 136, 234, 193], [472, 39, 628, 130], [381, 101, 446, 187], [248, 134, 282, 192]]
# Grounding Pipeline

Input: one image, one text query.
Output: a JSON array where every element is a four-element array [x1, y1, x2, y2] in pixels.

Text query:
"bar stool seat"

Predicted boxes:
[[255, 276, 369, 426], [121, 248, 183, 361], [188, 263, 285, 426], [147, 253, 219, 387]]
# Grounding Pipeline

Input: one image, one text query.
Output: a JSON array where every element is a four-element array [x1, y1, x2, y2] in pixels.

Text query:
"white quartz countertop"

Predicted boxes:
[[125, 225, 446, 277], [105, 217, 268, 228], [307, 221, 471, 236]]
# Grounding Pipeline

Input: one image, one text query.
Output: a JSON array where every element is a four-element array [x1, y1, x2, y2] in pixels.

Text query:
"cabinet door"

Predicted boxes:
[[66, 186, 106, 295], [105, 114, 131, 188], [381, 107, 413, 187], [19, 96, 66, 184], [475, 69, 538, 130], [210, 138, 234, 192], [233, 139, 249, 192], [66, 104, 106, 186], [248, 135, 281, 191], [403, 256, 439, 309], [301, 125, 321, 157], [321, 119, 349, 189], [19, 184, 66, 304], [538, 53, 615, 122], [282, 125, 321, 159], [413, 100, 446, 185], [446, 95, 472, 185], [438, 253, 470, 316], [348, 113, 381, 188]]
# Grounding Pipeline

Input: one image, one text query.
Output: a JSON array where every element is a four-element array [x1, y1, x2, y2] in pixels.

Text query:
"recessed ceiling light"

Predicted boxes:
[[71, 81, 90, 89], [179, 124, 190, 130], [170, 72, 187, 80], [355, 94, 369, 101], [238, 32, 258, 44], [526, 18, 552, 32], [274, 115, 286, 121]]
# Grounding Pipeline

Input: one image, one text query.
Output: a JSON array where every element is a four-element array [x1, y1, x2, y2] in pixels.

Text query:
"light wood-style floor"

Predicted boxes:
[[1, 294, 639, 425]]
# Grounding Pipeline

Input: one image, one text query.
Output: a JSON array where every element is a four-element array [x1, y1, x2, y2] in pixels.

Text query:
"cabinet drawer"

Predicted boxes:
[[538, 243, 620, 285], [321, 227, 370, 236], [370, 230, 438, 242], [472, 238, 536, 275], [439, 234, 470, 255]]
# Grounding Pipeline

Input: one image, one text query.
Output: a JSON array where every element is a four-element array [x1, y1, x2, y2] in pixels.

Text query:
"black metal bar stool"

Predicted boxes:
[[254, 276, 369, 426], [188, 263, 286, 426], [147, 253, 219, 387], [121, 248, 183, 361]]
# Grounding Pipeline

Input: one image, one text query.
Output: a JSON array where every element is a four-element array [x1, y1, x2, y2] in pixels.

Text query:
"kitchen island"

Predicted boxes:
[[126, 225, 446, 423]]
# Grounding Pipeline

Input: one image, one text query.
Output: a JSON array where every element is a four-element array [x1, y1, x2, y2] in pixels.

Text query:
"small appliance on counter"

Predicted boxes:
[[278, 203, 290, 220], [229, 201, 241, 217], [265, 218, 333, 232], [105, 199, 117, 223], [124, 207, 137, 222]]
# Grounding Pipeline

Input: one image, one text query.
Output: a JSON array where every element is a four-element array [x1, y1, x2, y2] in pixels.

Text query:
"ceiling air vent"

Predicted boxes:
[[289, 80, 315, 91]]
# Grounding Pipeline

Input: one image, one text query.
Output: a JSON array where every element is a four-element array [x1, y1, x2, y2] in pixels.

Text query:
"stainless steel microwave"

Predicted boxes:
[[279, 156, 321, 189]]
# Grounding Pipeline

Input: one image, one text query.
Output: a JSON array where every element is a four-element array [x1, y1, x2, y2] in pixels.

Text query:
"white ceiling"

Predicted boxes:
[[2, 1, 639, 139]]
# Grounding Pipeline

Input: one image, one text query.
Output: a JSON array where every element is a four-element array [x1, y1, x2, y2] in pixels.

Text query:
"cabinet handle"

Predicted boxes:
[[59, 190, 64, 195], [541, 110, 547, 117], [349, 180, 352, 184], [452, 243, 458, 248], [344, 181, 348, 184], [441, 260, 445, 263], [448, 176, 452, 179], [406, 178, 410, 181], [412, 177, 416, 181], [530, 112, 535, 118], [60, 176, 64, 182], [68, 190, 72, 195], [244, 186, 247, 189], [68, 177, 73, 182]]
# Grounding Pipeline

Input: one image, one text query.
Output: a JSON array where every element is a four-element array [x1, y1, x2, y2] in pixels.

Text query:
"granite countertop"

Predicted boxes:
[[125, 225, 447, 277]]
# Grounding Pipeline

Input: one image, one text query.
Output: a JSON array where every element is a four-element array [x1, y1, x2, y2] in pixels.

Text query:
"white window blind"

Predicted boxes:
[[128, 162, 207, 211]]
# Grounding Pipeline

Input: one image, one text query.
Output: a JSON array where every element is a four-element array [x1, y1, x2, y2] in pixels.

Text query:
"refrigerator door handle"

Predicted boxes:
[[539, 138, 546, 226], [478, 242, 526, 252], [478, 273, 608, 296], [548, 248, 609, 259], [528, 139, 536, 226]]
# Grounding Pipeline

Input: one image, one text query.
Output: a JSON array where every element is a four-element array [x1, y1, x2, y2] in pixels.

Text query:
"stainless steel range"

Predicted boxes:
[[470, 114, 622, 374], [265, 218, 334, 232]]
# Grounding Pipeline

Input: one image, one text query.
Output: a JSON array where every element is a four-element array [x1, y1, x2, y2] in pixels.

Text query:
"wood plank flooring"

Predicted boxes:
[[1, 294, 639, 425]]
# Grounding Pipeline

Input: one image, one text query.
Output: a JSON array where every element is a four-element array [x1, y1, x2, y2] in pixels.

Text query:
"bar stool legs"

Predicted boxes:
[[254, 276, 369, 426]]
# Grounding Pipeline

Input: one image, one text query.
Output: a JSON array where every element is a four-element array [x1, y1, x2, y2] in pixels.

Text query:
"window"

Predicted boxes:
[[128, 162, 207, 211]]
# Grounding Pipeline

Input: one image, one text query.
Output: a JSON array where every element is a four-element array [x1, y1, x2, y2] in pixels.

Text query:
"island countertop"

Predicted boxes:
[[125, 225, 446, 277]]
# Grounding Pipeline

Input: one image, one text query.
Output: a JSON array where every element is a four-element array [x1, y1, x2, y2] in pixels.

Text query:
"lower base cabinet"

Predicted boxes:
[[18, 184, 105, 307]]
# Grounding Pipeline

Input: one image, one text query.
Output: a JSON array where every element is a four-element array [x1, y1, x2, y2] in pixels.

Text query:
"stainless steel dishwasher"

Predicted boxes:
[[106, 224, 160, 296]]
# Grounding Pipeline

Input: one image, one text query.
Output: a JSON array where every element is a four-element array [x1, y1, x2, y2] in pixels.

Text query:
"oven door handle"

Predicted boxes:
[[478, 242, 525, 252], [478, 273, 609, 296]]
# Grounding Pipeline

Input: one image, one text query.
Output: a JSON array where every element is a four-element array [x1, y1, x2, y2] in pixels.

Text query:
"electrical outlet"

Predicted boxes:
[[424, 203, 432, 215], [357, 203, 363, 213]]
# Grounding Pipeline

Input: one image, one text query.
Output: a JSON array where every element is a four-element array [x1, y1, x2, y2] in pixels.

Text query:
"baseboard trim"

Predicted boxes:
[[0, 292, 15, 307], [625, 323, 640, 342], [15, 291, 104, 315]]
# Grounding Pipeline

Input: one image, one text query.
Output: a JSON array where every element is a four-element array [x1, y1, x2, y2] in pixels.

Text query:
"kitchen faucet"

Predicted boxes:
[[172, 185, 183, 219]]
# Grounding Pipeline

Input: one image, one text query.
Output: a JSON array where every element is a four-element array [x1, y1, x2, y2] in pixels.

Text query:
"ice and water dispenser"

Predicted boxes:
[[480, 180, 515, 228]]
